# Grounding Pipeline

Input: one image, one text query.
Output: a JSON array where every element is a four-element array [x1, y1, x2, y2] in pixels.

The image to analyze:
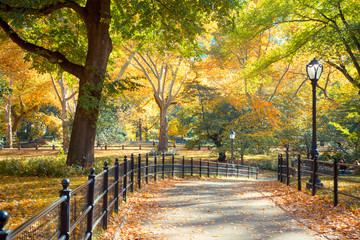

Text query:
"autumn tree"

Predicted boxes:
[[232, 0, 360, 93], [0, 40, 58, 147], [50, 71, 77, 150], [132, 52, 192, 152], [0, 0, 239, 167]]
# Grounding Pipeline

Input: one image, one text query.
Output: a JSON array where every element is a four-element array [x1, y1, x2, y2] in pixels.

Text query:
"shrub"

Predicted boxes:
[[0, 157, 86, 177], [148, 148, 177, 156], [254, 160, 276, 171]]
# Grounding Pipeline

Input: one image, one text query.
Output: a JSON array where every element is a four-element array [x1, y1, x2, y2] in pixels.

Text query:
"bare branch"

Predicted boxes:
[[115, 52, 135, 81], [269, 62, 291, 101], [133, 55, 159, 96], [50, 74, 62, 102], [294, 78, 308, 96], [65, 91, 77, 102]]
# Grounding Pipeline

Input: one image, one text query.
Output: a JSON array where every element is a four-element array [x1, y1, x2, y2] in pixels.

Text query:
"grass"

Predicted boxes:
[[0, 175, 86, 229], [285, 174, 360, 209]]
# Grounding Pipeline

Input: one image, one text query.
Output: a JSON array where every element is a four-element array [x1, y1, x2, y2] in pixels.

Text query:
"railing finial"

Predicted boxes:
[[0, 210, 9, 231], [61, 179, 70, 190]]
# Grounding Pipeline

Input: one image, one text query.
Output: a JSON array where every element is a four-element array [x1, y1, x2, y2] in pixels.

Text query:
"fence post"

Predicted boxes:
[[139, 145, 141, 150], [35, 145, 38, 150], [237, 164, 239, 178], [279, 155, 283, 183], [277, 155, 280, 181], [154, 155, 157, 181], [162, 153, 165, 179], [297, 155, 301, 191], [172, 155, 175, 178], [286, 152, 290, 186], [123, 156, 128, 202], [59, 179, 71, 240], [334, 159, 338, 206], [182, 156, 185, 178], [248, 165, 250, 179], [226, 162, 228, 177], [105, 144, 107, 150], [86, 168, 96, 239], [122, 145, 124, 150], [138, 154, 141, 189], [199, 158, 202, 177], [191, 157, 193, 176], [0, 210, 10, 240], [130, 154, 134, 192], [114, 159, 119, 213], [207, 160, 210, 177], [312, 156, 317, 196], [145, 154, 149, 184], [216, 161, 219, 177], [53, 145, 55, 150], [102, 161, 109, 230]]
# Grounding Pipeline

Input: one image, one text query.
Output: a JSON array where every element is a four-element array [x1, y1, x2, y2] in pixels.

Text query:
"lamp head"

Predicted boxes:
[[306, 58, 323, 82], [230, 131, 236, 140]]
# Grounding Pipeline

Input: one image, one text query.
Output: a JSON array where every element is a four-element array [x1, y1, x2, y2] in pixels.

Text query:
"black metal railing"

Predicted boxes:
[[277, 154, 360, 207], [0, 154, 258, 240]]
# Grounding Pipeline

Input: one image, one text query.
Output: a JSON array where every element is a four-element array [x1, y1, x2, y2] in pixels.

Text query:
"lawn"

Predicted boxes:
[[0, 175, 86, 229], [286, 174, 360, 209]]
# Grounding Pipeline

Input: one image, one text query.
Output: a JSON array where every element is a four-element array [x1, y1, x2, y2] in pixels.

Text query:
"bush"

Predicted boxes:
[[148, 148, 177, 156], [0, 157, 86, 177], [254, 160, 276, 171]]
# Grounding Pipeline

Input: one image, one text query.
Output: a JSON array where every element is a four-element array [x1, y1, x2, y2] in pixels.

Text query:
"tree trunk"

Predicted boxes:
[[218, 151, 226, 162], [5, 102, 12, 148], [62, 119, 70, 151], [240, 154, 244, 165], [66, 0, 112, 167], [66, 74, 103, 167], [158, 107, 168, 152]]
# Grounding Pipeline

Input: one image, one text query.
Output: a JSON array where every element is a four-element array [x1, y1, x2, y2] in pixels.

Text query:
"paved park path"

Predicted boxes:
[[141, 178, 324, 240]]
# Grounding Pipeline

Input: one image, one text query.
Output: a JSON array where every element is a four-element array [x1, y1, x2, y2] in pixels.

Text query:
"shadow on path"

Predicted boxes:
[[141, 178, 324, 240]]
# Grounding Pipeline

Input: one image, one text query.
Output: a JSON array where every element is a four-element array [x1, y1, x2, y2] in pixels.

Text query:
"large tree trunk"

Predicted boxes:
[[66, 0, 112, 167], [66, 73, 106, 167], [158, 106, 168, 152]]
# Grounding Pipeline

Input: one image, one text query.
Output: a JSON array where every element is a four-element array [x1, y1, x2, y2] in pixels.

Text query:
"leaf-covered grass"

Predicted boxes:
[[257, 181, 360, 239], [0, 175, 86, 229], [286, 174, 360, 209]]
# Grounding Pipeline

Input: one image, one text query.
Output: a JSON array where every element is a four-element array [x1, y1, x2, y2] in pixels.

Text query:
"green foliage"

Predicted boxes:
[[255, 160, 277, 171], [0, 73, 11, 100], [185, 139, 200, 150], [96, 102, 126, 144], [0, 156, 117, 177], [0, 157, 85, 177]]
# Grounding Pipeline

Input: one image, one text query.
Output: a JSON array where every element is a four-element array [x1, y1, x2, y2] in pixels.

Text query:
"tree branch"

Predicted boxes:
[[0, 17, 84, 79], [269, 62, 291, 101], [0, 1, 86, 20], [325, 60, 360, 90]]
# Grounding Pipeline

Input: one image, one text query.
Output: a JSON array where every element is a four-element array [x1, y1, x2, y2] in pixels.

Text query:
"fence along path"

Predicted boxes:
[[0, 154, 258, 240], [278, 154, 360, 207]]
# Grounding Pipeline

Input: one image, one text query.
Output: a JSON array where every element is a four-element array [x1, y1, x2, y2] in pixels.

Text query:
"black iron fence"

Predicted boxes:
[[0, 154, 258, 240], [0, 143, 214, 151], [277, 154, 360, 207]]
